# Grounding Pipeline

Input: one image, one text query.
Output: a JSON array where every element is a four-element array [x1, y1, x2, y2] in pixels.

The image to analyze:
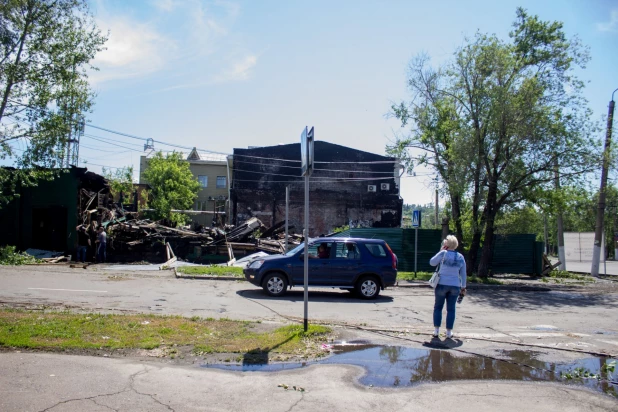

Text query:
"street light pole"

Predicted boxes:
[[592, 88, 618, 277]]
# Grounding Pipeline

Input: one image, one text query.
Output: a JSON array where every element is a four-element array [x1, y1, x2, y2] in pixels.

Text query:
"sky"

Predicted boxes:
[[12, 0, 618, 206]]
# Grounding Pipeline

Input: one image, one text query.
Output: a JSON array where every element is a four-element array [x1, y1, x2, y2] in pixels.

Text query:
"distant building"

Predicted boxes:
[[139, 148, 233, 226], [231, 141, 403, 235]]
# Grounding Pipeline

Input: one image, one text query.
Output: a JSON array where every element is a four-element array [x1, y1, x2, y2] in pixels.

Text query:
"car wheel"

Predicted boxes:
[[262, 273, 288, 297], [356, 276, 380, 299]]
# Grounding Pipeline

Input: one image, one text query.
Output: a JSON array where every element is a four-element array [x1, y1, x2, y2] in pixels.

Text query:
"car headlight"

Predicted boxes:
[[249, 260, 264, 269]]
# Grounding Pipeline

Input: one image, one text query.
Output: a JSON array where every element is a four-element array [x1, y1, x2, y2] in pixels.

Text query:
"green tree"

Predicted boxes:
[[102, 166, 134, 205], [389, 8, 598, 277], [142, 152, 200, 226], [0, 0, 107, 206]]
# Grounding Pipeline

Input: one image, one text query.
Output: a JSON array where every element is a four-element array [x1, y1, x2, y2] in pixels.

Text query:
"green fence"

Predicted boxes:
[[330, 229, 542, 274]]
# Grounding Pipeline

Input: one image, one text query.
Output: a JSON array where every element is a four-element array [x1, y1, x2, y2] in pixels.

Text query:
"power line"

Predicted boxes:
[[84, 135, 144, 153]]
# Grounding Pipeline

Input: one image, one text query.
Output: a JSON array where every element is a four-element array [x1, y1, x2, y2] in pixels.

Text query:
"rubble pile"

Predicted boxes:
[[100, 216, 302, 263], [76, 177, 302, 263]]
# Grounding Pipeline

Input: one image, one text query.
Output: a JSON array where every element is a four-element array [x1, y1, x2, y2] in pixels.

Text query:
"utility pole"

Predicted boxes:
[[592, 88, 618, 276], [554, 160, 565, 270], [434, 177, 439, 229]]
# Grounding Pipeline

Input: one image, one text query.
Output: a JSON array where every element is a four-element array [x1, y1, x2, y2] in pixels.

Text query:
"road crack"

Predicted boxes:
[[37, 389, 131, 412], [285, 393, 305, 412], [129, 366, 176, 412]]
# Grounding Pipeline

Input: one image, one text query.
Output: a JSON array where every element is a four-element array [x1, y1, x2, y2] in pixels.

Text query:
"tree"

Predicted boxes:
[[102, 166, 134, 206], [0, 0, 107, 206], [389, 8, 598, 277], [142, 152, 200, 226]]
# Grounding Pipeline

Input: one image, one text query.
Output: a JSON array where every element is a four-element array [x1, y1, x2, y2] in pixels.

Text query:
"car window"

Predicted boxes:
[[309, 242, 333, 259], [365, 243, 387, 257], [335, 242, 361, 259]]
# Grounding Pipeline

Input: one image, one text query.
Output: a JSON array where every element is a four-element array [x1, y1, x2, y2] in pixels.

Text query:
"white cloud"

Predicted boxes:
[[89, 17, 175, 84], [597, 10, 618, 32], [89, 0, 255, 89], [151, 0, 177, 12], [215, 55, 258, 83]]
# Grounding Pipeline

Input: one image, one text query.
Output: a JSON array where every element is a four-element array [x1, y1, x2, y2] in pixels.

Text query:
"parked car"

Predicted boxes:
[[243, 237, 398, 299]]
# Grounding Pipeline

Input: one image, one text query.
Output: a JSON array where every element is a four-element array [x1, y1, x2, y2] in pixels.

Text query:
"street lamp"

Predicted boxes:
[[591, 88, 618, 277]]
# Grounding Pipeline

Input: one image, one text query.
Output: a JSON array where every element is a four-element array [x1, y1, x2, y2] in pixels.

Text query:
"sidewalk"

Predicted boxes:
[[1, 352, 615, 412], [551, 258, 618, 276]]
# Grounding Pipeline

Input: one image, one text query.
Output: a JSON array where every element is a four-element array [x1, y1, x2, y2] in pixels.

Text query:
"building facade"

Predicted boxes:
[[139, 148, 233, 226], [231, 141, 403, 236]]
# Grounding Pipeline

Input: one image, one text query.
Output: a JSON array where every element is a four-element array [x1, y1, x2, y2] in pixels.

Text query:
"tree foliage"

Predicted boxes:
[[142, 152, 200, 226], [0, 0, 107, 206], [388, 8, 598, 277], [102, 166, 134, 203]]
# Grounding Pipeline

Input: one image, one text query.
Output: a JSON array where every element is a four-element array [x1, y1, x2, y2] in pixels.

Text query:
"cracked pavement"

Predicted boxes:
[[1, 265, 617, 411], [0, 352, 616, 412]]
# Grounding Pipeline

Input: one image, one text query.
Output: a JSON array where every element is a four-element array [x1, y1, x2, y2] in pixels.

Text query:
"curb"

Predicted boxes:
[[395, 281, 551, 292], [173, 274, 551, 291], [174, 273, 244, 281]]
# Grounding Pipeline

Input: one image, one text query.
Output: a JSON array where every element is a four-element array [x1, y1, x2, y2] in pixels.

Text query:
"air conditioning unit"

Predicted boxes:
[[381, 183, 390, 191], [367, 185, 377, 192]]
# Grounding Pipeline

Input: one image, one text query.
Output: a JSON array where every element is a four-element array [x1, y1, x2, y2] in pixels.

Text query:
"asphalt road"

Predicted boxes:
[[1, 265, 617, 354], [1, 352, 616, 412], [1, 264, 618, 411]]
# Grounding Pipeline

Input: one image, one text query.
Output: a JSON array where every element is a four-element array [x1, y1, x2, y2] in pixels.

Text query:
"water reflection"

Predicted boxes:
[[203, 345, 617, 397]]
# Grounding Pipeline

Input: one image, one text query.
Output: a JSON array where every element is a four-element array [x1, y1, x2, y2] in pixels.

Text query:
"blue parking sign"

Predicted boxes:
[[412, 210, 421, 228]]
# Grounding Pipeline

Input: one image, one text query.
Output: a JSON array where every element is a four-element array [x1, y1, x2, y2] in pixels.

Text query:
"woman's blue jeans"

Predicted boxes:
[[433, 284, 461, 329]]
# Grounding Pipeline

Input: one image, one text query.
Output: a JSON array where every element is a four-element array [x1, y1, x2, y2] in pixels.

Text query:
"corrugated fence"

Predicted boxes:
[[330, 229, 542, 274]]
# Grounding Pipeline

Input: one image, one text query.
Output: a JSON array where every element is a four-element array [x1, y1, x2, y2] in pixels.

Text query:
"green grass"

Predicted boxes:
[[547, 270, 593, 281], [397, 271, 433, 281], [0, 310, 330, 356], [397, 272, 502, 285], [177, 265, 244, 277], [468, 276, 502, 285]]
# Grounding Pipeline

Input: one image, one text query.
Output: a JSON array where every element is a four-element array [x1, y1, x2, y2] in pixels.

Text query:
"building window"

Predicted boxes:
[[198, 176, 208, 188], [216, 176, 227, 188]]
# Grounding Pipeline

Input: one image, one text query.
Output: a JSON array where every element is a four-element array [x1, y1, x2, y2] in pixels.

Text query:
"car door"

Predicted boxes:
[[330, 242, 363, 286], [290, 242, 333, 286]]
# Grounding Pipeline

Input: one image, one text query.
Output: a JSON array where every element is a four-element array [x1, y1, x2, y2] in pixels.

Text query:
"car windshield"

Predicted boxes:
[[285, 243, 306, 256]]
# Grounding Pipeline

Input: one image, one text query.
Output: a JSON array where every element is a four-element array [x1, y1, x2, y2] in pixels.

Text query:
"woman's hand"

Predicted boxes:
[[460, 288, 467, 296]]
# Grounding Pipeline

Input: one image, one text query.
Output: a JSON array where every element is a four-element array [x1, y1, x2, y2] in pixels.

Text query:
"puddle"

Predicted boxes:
[[203, 345, 617, 397]]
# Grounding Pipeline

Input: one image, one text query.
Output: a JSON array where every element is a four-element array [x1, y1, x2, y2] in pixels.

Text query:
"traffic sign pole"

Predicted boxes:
[[301, 126, 314, 332], [412, 210, 421, 276]]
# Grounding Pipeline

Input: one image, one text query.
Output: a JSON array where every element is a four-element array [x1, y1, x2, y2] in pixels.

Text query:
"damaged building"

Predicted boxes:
[[0, 168, 109, 253], [231, 141, 403, 236]]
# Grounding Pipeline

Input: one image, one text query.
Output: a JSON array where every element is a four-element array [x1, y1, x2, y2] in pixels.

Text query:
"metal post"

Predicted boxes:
[[414, 227, 418, 276], [592, 90, 617, 277], [303, 175, 309, 332], [435, 187, 439, 229], [285, 186, 289, 253], [543, 214, 549, 255], [554, 160, 566, 270]]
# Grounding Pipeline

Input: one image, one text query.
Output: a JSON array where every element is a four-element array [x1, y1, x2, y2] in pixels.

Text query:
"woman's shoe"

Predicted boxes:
[[446, 330, 453, 339], [432, 328, 440, 338]]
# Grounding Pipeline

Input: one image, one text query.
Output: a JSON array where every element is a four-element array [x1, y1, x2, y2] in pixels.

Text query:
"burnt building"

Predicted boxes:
[[231, 141, 403, 236], [0, 168, 108, 252]]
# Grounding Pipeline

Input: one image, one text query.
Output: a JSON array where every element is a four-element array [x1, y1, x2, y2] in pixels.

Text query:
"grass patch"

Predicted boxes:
[[547, 270, 593, 281], [0, 310, 330, 357], [177, 265, 244, 277], [0, 245, 38, 265], [397, 272, 502, 285], [397, 271, 433, 281], [468, 276, 502, 285]]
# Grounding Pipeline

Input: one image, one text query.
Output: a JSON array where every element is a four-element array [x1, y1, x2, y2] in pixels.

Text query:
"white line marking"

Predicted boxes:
[[28, 288, 108, 293]]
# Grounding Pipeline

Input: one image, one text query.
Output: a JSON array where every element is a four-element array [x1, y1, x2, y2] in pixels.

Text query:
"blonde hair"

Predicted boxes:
[[443, 235, 458, 250]]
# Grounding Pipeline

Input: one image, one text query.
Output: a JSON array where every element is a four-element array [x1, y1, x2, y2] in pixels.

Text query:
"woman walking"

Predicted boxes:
[[429, 235, 466, 339]]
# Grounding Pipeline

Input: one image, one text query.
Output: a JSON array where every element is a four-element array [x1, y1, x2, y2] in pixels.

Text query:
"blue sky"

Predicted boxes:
[[31, 1, 618, 204]]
